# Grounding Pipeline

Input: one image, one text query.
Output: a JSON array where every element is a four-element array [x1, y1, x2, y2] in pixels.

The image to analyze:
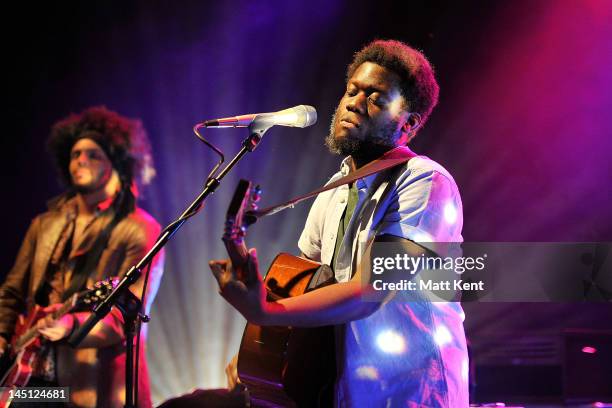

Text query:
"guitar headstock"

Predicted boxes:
[[48, 278, 119, 323], [78, 277, 119, 308], [223, 179, 261, 280]]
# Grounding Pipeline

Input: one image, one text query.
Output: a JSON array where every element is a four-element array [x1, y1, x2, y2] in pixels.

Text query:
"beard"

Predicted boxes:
[[324, 110, 360, 155], [325, 109, 402, 157]]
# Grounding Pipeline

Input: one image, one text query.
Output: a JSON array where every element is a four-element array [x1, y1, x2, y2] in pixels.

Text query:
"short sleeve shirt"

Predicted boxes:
[[298, 147, 469, 407]]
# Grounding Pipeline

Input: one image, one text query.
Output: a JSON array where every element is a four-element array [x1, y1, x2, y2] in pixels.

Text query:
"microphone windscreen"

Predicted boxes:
[[295, 105, 317, 128]]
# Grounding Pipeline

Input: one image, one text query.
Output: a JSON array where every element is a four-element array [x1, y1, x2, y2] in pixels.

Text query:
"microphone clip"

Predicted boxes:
[[243, 128, 265, 152]]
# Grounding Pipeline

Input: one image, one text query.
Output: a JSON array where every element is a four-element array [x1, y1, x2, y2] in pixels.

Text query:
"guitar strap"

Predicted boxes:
[[250, 146, 418, 219], [62, 213, 121, 302]]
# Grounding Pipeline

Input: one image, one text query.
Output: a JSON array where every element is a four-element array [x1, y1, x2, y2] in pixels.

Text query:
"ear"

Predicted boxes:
[[399, 113, 422, 145], [402, 112, 421, 133]]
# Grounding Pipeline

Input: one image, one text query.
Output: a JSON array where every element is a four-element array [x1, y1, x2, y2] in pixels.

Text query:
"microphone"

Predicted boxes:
[[203, 105, 317, 129]]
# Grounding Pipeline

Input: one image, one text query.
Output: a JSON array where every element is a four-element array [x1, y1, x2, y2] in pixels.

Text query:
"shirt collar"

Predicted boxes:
[[59, 192, 117, 216], [339, 152, 398, 191], [96, 193, 116, 213]]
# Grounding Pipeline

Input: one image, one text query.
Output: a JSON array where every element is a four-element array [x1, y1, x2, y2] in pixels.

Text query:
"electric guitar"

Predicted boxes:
[[0, 278, 117, 407], [223, 179, 336, 408]]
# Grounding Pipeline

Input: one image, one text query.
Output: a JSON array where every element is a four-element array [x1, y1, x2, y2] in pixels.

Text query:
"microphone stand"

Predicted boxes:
[[68, 130, 265, 408]]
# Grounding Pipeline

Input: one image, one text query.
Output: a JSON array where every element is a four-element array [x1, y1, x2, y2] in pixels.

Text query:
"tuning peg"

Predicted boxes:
[[251, 185, 262, 203]]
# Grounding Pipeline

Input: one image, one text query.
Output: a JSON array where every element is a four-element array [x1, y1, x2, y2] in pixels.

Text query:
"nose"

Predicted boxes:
[[73, 151, 90, 165], [346, 92, 367, 115]]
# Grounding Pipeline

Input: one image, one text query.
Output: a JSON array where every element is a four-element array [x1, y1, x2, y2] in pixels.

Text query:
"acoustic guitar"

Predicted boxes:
[[0, 278, 117, 407], [223, 179, 336, 408]]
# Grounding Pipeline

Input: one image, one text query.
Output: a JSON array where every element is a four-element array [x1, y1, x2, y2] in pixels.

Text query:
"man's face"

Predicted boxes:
[[69, 138, 113, 194], [326, 62, 410, 156]]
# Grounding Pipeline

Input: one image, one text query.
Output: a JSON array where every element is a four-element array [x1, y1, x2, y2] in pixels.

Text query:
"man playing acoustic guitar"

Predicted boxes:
[[211, 40, 469, 407], [0, 107, 164, 408]]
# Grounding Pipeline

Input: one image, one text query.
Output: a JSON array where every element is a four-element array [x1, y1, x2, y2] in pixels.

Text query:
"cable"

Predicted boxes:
[[158, 124, 225, 237], [194, 123, 224, 180]]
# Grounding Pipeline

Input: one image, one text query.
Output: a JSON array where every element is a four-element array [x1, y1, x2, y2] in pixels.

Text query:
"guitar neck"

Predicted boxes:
[[222, 237, 250, 283], [14, 294, 76, 350]]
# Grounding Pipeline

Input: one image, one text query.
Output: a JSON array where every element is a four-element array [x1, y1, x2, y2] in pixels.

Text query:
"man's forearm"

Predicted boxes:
[[258, 281, 381, 327], [255, 237, 430, 327]]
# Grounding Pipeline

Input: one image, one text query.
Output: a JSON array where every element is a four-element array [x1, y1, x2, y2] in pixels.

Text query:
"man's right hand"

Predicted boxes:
[[225, 353, 241, 390]]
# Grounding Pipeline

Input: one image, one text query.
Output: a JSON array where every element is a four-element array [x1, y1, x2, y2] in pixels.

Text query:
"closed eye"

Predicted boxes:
[[71, 150, 105, 161], [367, 93, 387, 107]]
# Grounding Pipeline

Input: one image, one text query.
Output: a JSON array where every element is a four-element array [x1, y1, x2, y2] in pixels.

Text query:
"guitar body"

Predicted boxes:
[[223, 180, 336, 407], [0, 306, 48, 407], [0, 279, 116, 408], [237, 253, 336, 408]]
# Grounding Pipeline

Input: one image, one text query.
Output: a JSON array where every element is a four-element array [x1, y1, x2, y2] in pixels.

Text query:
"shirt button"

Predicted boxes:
[[330, 233, 335, 240], [340, 198, 346, 203]]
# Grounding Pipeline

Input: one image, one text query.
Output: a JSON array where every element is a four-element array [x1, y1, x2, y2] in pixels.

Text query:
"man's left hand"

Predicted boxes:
[[37, 304, 75, 341], [209, 248, 269, 324]]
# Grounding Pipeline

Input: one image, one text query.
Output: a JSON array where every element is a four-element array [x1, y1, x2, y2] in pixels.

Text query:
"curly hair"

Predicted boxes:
[[347, 39, 440, 127], [47, 106, 156, 212]]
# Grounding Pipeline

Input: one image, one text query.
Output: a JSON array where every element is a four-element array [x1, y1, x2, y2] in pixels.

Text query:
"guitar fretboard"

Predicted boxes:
[[13, 295, 76, 351]]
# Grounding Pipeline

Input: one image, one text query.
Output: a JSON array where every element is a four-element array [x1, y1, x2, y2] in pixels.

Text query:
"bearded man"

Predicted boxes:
[[209, 39, 468, 407]]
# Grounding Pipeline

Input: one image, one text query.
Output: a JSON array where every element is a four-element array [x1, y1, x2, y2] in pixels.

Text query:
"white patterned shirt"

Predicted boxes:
[[298, 146, 469, 407]]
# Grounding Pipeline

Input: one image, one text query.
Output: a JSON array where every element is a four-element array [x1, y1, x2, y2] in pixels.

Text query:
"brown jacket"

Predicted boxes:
[[0, 196, 164, 408]]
